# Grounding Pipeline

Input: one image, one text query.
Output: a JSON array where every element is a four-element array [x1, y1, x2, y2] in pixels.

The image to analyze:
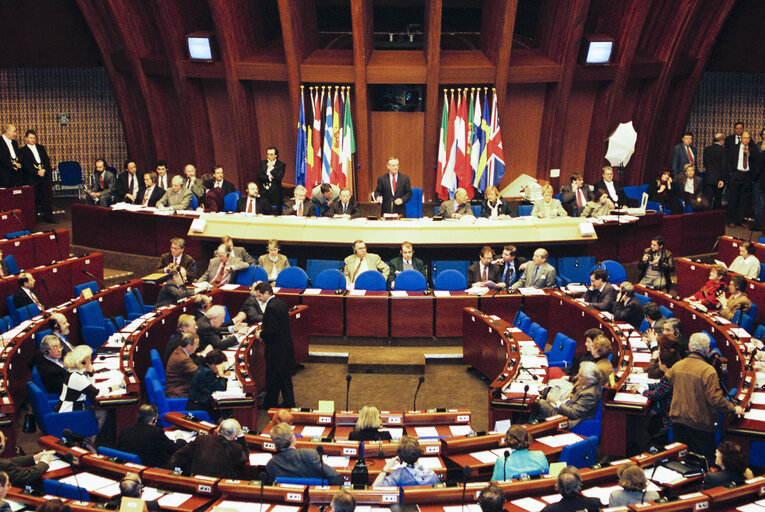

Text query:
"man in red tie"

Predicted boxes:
[[671, 131, 697, 177], [86, 158, 116, 206], [236, 182, 272, 215], [196, 244, 248, 287], [157, 238, 197, 282], [467, 246, 501, 288], [560, 173, 593, 216], [373, 156, 412, 217], [283, 185, 314, 217], [13, 272, 45, 315], [727, 130, 760, 227]]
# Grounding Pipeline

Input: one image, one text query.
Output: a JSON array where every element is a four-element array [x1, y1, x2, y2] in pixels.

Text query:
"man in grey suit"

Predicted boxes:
[[86, 158, 116, 206], [183, 164, 206, 205], [344, 240, 389, 285], [671, 131, 698, 177], [157, 175, 193, 210], [221, 235, 256, 265], [531, 361, 601, 428], [436, 188, 472, 218], [510, 248, 557, 291], [196, 244, 249, 286], [265, 423, 341, 484]]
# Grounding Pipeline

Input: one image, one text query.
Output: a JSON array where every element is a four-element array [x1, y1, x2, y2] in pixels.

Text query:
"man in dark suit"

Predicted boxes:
[[254, 281, 296, 408], [671, 131, 698, 177], [560, 173, 593, 217], [583, 269, 617, 313], [725, 121, 745, 153], [118, 404, 185, 468], [388, 241, 429, 289], [113, 159, 142, 204], [325, 187, 361, 218], [154, 268, 190, 308], [236, 181, 272, 214], [283, 185, 315, 217], [135, 171, 165, 208], [156, 237, 196, 282], [182, 164, 206, 205], [468, 246, 501, 287], [163, 313, 199, 364], [48, 313, 74, 355], [594, 166, 629, 207], [153, 160, 175, 191], [726, 130, 758, 227], [0, 431, 53, 487], [266, 423, 341, 484], [493, 244, 527, 289], [703, 132, 727, 209], [613, 282, 645, 330], [675, 164, 710, 212], [373, 156, 412, 217], [197, 305, 238, 351], [13, 273, 45, 314], [19, 129, 54, 222], [0, 124, 22, 188], [436, 188, 472, 218], [311, 183, 340, 217], [204, 166, 236, 198], [256, 146, 286, 214], [231, 282, 265, 325], [29, 335, 68, 394], [170, 418, 248, 479], [86, 158, 116, 206]]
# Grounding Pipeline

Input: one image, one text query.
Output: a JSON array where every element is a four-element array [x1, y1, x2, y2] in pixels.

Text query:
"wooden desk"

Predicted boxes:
[[0, 187, 35, 229]]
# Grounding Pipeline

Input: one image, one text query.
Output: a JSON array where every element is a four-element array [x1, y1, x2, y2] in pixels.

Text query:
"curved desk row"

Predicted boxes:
[[0, 186, 35, 229], [0, 228, 70, 271]]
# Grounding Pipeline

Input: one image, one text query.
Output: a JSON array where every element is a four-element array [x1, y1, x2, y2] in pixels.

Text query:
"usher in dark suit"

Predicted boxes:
[[261, 296, 296, 408], [374, 172, 412, 217], [0, 136, 22, 188], [19, 143, 54, 220], [256, 159, 286, 214]]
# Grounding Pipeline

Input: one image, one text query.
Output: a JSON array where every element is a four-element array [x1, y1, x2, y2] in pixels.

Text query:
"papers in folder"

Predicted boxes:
[[647, 465, 685, 485], [536, 433, 582, 448], [510, 497, 547, 512], [414, 426, 440, 438], [612, 392, 648, 405], [60, 472, 119, 497]]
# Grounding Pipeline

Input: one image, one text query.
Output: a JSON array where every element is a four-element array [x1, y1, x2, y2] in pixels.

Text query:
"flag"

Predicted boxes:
[[294, 87, 307, 186], [470, 89, 486, 191], [309, 88, 323, 188], [466, 88, 474, 177], [473, 90, 490, 193], [455, 89, 473, 199], [340, 87, 356, 191], [321, 87, 333, 183], [443, 90, 458, 198], [306, 89, 315, 187], [487, 89, 506, 188], [330, 88, 342, 185], [436, 91, 450, 201]]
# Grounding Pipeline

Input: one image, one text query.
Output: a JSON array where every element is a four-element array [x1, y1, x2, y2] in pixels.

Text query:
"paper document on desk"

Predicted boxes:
[[433, 290, 452, 297], [736, 503, 765, 512], [510, 497, 546, 512], [536, 433, 582, 448], [744, 408, 765, 422], [249, 452, 274, 466], [165, 430, 197, 442], [324, 456, 350, 468], [582, 485, 620, 505], [730, 327, 750, 338], [647, 465, 684, 484], [219, 283, 240, 291], [60, 472, 117, 491], [518, 287, 545, 296], [504, 381, 541, 396], [46, 456, 70, 471], [750, 392, 765, 405], [300, 426, 326, 438], [449, 425, 473, 436], [213, 390, 247, 400], [158, 492, 192, 508], [414, 426, 440, 438], [470, 450, 499, 464], [520, 355, 548, 368], [303, 288, 322, 295], [390, 290, 408, 297], [139, 487, 166, 502], [612, 393, 648, 404], [632, 352, 652, 363], [270, 506, 301, 512], [348, 289, 366, 296], [380, 428, 403, 440], [443, 505, 482, 512]]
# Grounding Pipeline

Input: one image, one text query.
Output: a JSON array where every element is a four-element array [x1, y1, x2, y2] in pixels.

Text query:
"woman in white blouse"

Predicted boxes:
[[728, 241, 761, 279]]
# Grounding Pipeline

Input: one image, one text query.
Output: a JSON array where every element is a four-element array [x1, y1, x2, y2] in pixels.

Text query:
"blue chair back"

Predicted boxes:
[[253, 265, 268, 283], [659, 305, 674, 319], [470, 205, 482, 217], [600, 260, 627, 284], [750, 441, 765, 468], [434, 269, 467, 291], [77, 300, 114, 349], [3, 255, 18, 275], [516, 314, 531, 334], [74, 280, 99, 298], [276, 267, 309, 289], [190, 194, 198, 210], [150, 349, 166, 387], [545, 333, 576, 367], [755, 325, 765, 342], [432, 261, 469, 283], [749, 302, 758, 320], [571, 392, 603, 439], [0, 317, 7, 334], [306, 259, 344, 284], [557, 256, 596, 286], [124, 292, 143, 320], [313, 269, 346, 291], [58, 161, 83, 186], [531, 325, 548, 351], [559, 435, 599, 468], [733, 311, 755, 334], [5, 230, 30, 239], [233, 266, 255, 286], [43, 479, 91, 501], [634, 293, 651, 306], [405, 188, 423, 218], [274, 477, 327, 486], [394, 270, 427, 292], [624, 184, 649, 200], [354, 271, 387, 291], [98, 446, 142, 464], [517, 204, 533, 216], [223, 192, 240, 212], [526, 321, 540, 337]]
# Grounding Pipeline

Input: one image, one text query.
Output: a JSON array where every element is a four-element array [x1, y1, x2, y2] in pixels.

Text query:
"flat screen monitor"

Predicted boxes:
[[586, 41, 613, 64], [187, 34, 214, 62]]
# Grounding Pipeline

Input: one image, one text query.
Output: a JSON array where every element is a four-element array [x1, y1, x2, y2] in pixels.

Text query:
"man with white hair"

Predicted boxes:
[[196, 244, 248, 286], [283, 185, 314, 217], [265, 423, 341, 484], [197, 304, 238, 351], [436, 188, 471, 219], [170, 418, 248, 479], [531, 361, 601, 429], [157, 175, 193, 210], [0, 124, 22, 188], [510, 248, 557, 291], [665, 332, 744, 465]]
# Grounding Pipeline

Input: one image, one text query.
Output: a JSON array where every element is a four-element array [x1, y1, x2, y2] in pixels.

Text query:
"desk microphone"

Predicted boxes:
[[316, 445, 326, 485], [9, 211, 23, 229], [377, 439, 384, 459], [81, 268, 107, 290], [503, 451, 510, 481], [63, 452, 85, 501], [643, 459, 666, 503], [521, 384, 530, 408], [747, 348, 759, 371], [461, 465, 470, 509], [413, 376, 425, 411], [517, 363, 539, 381], [50, 229, 64, 262], [345, 374, 352, 410]]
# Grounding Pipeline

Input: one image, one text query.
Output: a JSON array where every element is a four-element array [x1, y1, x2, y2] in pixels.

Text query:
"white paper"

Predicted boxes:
[[324, 456, 350, 468], [471, 450, 499, 464], [433, 290, 452, 297], [510, 497, 547, 512], [536, 433, 583, 448], [443, 505, 482, 512], [744, 408, 765, 422], [582, 485, 620, 505], [302, 288, 322, 295], [519, 288, 545, 296], [158, 492, 192, 508], [647, 465, 685, 485], [520, 355, 548, 368], [214, 501, 248, 512], [417, 457, 442, 469], [449, 425, 473, 436], [59, 472, 116, 491], [414, 426, 440, 438], [390, 290, 408, 297], [348, 290, 366, 296], [140, 487, 166, 502], [612, 393, 648, 404], [735, 504, 765, 512], [632, 352, 652, 363], [249, 452, 274, 466], [730, 327, 750, 338], [46, 456, 70, 471], [750, 393, 765, 405], [270, 506, 301, 512], [300, 426, 326, 438], [380, 428, 403, 440]]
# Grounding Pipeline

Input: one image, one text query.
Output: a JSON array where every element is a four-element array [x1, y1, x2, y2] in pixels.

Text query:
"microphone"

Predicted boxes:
[[503, 451, 510, 481], [39, 277, 52, 304], [63, 452, 84, 501], [748, 348, 759, 370], [413, 376, 425, 411], [9, 211, 23, 229], [81, 269, 107, 290], [50, 229, 63, 262], [377, 439, 384, 459], [461, 466, 470, 509], [345, 375, 352, 411], [517, 363, 539, 381], [316, 445, 326, 485], [643, 459, 666, 504], [521, 384, 530, 408]]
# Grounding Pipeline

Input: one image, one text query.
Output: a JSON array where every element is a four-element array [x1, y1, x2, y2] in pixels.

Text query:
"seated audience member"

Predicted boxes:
[[156, 237, 196, 282], [258, 239, 290, 282], [231, 282, 265, 325], [14, 272, 45, 313], [266, 423, 342, 484], [0, 431, 53, 486], [191, 294, 212, 322], [202, 172, 225, 211], [186, 349, 229, 422], [642, 333, 682, 380], [164, 314, 198, 363], [154, 268, 190, 308], [86, 159, 116, 206], [718, 274, 751, 321], [560, 172, 592, 216], [105, 472, 160, 511], [372, 435, 440, 487], [153, 161, 175, 191], [118, 404, 185, 468], [595, 165, 629, 207], [182, 164, 205, 205], [344, 240, 390, 285], [531, 184, 567, 218], [481, 186, 511, 218], [196, 244, 249, 287], [325, 187, 361, 218], [583, 269, 616, 312], [613, 282, 645, 330], [571, 335, 613, 387], [728, 241, 760, 279], [468, 246, 501, 288], [581, 188, 614, 218], [170, 418, 248, 479], [641, 346, 681, 444], [268, 409, 294, 429], [34, 498, 68, 512], [48, 313, 74, 354], [221, 235, 256, 265], [348, 406, 393, 442], [563, 328, 604, 377], [156, 175, 193, 210], [608, 463, 660, 507], [676, 164, 710, 211], [311, 183, 340, 217], [388, 241, 429, 289], [541, 466, 601, 512], [531, 362, 600, 429], [236, 181, 272, 214], [490, 425, 548, 481], [135, 171, 164, 208], [283, 185, 314, 217], [646, 318, 686, 355], [647, 169, 682, 214], [331, 489, 356, 512], [29, 334, 68, 394], [205, 166, 236, 197], [436, 187, 471, 219], [0, 249, 10, 278], [478, 484, 506, 512], [702, 441, 752, 489], [493, 245, 526, 289], [510, 248, 557, 291], [641, 302, 666, 334], [197, 305, 238, 351], [166, 333, 204, 398], [0, 472, 10, 511], [685, 264, 727, 309], [638, 236, 674, 291]]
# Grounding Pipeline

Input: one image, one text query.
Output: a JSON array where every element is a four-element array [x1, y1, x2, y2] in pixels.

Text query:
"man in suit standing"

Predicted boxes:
[[0, 124, 22, 188], [725, 122, 745, 152], [255, 282, 297, 408], [560, 173, 593, 217], [671, 131, 698, 177], [325, 188, 361, 218], [675, 164, 710, 212], [157, 237, 196, 282], [283, 185, 314, 217], [388, 241, 428, 289], [29, 335, 68, 394], [157, 175, 193, 210], [86, 158, 116, 206], [594, 166, 629, 207], [19, 129, 54, 222], [703, 132, 727, 209], [114, 159, 142, 204], [436, 187, 471, 218], [135, 171, 165, 208], [236, 181, 272, 215], [344, 240, 390, 285], [256, 146, 286, 214], [13, 272, 45, 314], [196, 244, 248, 287], [205, 166, 236, 198], [374, 156, 412, 217], [493, 244, 527, 289], [726, 130, 758, 227], [583, 269, 617, 313], [468, 246, 501, 287], [510, 248, 557, 291], [183, 164, 206, 205]]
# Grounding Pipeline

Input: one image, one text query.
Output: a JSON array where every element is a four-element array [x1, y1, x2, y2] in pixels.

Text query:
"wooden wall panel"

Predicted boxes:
[[500, 83, 545, 186], [201, 79, 239, 185], [249, 82, 294, 184], [145, 75, 189, 170], [370, 112, 425, 191], [560, 82, 598, 182]]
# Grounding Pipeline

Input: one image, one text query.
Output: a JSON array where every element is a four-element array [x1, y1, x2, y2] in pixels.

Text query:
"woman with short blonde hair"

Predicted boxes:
[[349, 405, 392, 442]]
